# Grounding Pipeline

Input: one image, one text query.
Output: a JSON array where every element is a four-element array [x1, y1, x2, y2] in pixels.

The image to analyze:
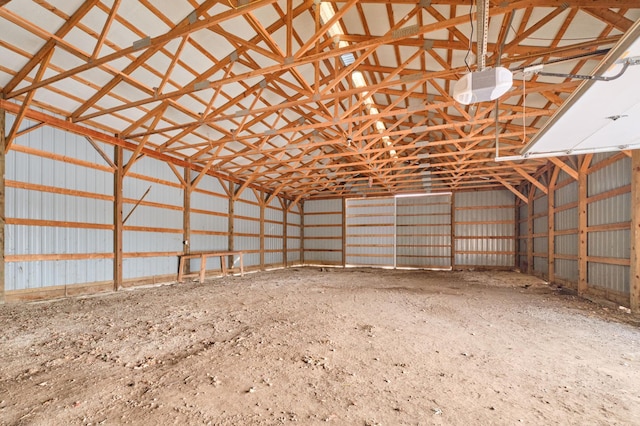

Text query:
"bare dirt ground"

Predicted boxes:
[[1, 268, 640, 425]]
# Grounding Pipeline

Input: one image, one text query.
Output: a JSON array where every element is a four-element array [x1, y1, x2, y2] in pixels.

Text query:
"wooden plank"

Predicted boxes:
[[549, 157, 578, 181], [5, 218, 113, 230], [548, 166, 559, 284], [114, 146, 123, 291], [260, 192, 265, 271], [6, 253, 114, 262], [631, 149, 640, 312], [0, 107, 4, 303], [6, 180, 114, 201], [578, 155, 591, 295], [228, 183, 235, 271], [183, 168, 191, 278], [527, 185, 534, 274]]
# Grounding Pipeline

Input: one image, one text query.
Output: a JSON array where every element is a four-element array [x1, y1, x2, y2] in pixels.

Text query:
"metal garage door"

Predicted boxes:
[[345, 195, 453, 268], [345, 197, 395, 267], [396, 194, 452, 268]]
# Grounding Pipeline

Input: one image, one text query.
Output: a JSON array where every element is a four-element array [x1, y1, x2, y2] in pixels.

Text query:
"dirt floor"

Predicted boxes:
[[1, 268, 640, 425]]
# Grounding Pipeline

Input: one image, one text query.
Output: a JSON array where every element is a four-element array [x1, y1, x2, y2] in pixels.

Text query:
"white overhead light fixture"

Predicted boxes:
[[451, 0, 513, 105]]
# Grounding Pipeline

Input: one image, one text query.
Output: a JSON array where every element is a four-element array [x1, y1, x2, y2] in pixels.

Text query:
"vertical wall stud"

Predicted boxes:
[[578, 155, 591, 295], [630, 150, 640, 312], [260, 192, 265, 270], [228, 182, 235, 270], [450, 193, 456, 269], [183, 167, 191, 277], [527, 185, 534, 274], [0, 107, 5, 304], [282, 199, 288, 268], [114, 145, 124, 291], [342, 198, 347, 267], [548, 167, 559, 284], [300, 202, 305, 265]]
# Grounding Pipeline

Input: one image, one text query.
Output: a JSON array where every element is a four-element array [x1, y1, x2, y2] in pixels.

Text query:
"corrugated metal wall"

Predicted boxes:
[[123, 155, 183, 280], [286, 202, 302, 265], [5, 115, 114, 291], [587, 153, 630, 294], [517, 203, 528, 271], [303, 199, 343, 265], [190, 175, 229, 273], [234, 189, 261, 268], [264, 197, 284, 267], [396, 194, 451, 268], [554, 170, 579, 283], [345, 197, 395, 267], [454, 190, 515, 267], [532, 188, 548, 276]]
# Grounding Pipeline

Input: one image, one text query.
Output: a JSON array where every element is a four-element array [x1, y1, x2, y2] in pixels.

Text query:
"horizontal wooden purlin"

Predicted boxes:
[[6, 180, 114, 201], [6, 218, 114, 230], [123, 251, 182, 258], [123, 226, 183, 233], [6, 253, 114, 262], [10, 144, 114, 173], [0, 100, 289, 200]]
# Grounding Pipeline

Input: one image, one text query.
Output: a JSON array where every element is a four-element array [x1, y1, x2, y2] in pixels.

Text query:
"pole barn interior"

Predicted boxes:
[[1, 0, 640, 424]]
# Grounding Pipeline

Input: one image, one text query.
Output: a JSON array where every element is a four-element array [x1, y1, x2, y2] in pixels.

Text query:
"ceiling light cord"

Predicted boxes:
[[464, 0, 474, 72]]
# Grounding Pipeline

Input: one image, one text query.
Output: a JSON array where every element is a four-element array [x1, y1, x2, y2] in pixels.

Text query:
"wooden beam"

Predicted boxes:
[[85, 137, 116, 169], [527, 185, 534, 274], [228, 183, 235, 270], [578, 154, 592, 295], [260, 192, 265, 270], [631, 149, 640, 312], [548, 166, 560, 284], [549, 157, 578, 180], [183, 167, 191, 278], [0, 107, 5, 303], [1, 0, 99, 96], [5, 48, 54, 153], [91, 0, 121, 60], [490, 172, 528, 203], [114, 145, 124, 291], [514, 166, 548, 194]]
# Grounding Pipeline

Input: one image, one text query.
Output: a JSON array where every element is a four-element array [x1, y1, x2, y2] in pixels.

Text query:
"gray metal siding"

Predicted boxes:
[[234, 190, 261, 267], [5, 116, 114, 290], [286, 205, 301, 264], [396, 194, 451, 268], [303, 199, 343, 265], [586, 155, 631, 295], [345, 197, 395, 267], [454, 190, 515, 267]]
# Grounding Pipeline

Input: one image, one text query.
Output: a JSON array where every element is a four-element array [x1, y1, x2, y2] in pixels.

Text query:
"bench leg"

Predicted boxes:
[[221, 255, 227, 276], [178, 257, 185, 283], [199, 255, 206, 283]]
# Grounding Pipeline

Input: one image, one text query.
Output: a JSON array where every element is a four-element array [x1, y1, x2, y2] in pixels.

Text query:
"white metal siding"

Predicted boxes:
[[396, 194, 451, 268], [303, 199, 343, 265], [454, 190, 515, 267], [345, 197, 395, 267]]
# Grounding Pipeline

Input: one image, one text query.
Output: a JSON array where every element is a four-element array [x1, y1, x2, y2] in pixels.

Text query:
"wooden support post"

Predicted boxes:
[[578, 156, 591, 295], [283, 199, 288, 268], [260, 192, 265, 270], [113, 145, 123, 291], [228, 183, 235, 270], [514, 197, 520, 270], [630, 150, 640, 312], [342, 198, 347, 267], [450, 193, 456, 270], [0, 107, 5, 304], [527, 186, 534, 274], [183, 167, 191, 278], [548, 167, 559, 284], [300, 202, 305, 265]]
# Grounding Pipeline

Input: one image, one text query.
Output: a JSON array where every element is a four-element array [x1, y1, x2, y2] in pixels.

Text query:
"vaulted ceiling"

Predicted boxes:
[[1, 0, 639, 200]]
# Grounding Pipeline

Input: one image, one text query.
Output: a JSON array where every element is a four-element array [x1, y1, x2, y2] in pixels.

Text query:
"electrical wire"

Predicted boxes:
[[464, 0, 474, 72]]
